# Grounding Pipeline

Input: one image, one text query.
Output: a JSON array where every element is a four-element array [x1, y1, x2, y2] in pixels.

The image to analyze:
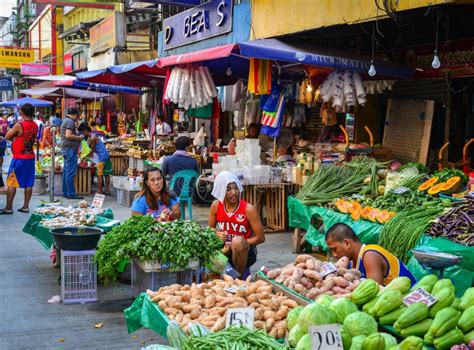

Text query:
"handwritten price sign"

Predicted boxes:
[[225, 308, 254, 329], [310, 324, 344, 350], [91, 193, 105, 208], [320, 263, 337, 278], [403, 287, 437, 307]]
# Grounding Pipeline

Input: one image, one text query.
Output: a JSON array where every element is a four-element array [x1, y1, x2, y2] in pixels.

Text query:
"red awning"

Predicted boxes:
[[158, 44, 237, 67]]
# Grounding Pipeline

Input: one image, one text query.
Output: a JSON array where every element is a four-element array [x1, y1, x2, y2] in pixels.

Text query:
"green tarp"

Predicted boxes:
[[407, 236, 474, 297], [22, 208, 119, 249], [288, 196, 382, 251], [124, 293, 170, 337]]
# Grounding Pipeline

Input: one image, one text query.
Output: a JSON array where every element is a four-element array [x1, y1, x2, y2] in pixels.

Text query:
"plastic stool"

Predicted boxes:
[[169, 170, 198, 220], [241, 268, 251, 280]]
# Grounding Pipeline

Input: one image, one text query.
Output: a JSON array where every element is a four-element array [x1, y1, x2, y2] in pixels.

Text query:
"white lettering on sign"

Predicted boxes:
[[310, 324, 344, 350], [184, 10, 210, 37], [320, 263, 337, 278], [216, 1, 226, 26], [403, 287, 437, 307], [225, 308, 254, 329]]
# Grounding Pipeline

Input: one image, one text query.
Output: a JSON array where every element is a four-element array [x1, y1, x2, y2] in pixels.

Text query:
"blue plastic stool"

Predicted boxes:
[[169, 170, 199, 220], [241, 268, 251, 280]]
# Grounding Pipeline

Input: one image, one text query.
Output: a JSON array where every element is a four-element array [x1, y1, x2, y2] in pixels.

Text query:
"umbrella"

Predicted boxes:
[[0, 96, 54, 107]]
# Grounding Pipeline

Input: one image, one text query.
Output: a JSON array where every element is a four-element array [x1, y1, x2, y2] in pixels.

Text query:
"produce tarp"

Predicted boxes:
[[124, 293, 170, 337], [288, 196, 382, 250], [22, 208, 118, 249], [407, 236, 474, 297]]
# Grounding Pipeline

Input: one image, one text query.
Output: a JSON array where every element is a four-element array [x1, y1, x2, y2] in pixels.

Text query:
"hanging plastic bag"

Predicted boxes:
[[80, 139, 91, 159], [194, 126, 206, 147], [206, 252, 228, 274]]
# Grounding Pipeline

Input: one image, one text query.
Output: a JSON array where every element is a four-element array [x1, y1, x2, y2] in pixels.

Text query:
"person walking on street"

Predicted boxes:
[[60, 108, 84, 200], [0, 103, 38, 214]]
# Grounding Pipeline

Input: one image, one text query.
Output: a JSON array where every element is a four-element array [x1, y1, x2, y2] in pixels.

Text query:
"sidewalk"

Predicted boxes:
[[0, 182, 295, 349]]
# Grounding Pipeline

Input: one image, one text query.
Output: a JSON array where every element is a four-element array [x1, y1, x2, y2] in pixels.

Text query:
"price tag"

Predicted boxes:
[[225, 308, 254, 329], [392, 187, 410, 195], [320, 263, 337, 278], [310, 324, 344, 350], [225, 285, 248, 294], [91, 194, 105, 208], [403, 287, 437, 307]]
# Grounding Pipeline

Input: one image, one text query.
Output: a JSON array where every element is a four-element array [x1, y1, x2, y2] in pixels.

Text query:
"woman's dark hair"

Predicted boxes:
[[325, 223, 361, 243], [135, 167, 173, 210]]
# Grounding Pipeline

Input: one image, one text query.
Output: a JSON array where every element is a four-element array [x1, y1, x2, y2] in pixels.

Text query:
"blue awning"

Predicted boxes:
[[76, 59, 165, 87], [56, 81, 142, 95], [239, 39, 414, 79], [0, 96, 53, 107]]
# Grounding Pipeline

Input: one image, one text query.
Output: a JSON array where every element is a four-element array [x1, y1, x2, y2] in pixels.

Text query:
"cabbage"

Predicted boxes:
[[379, 332, 397, 349], [298, 303, 334, 332], [287, 306, 304, 331], [316, 294, 334, 307], [295, 334, 312, 350], [349, 335, 367, 350], [341, 329, 352, 350], [289, 324, 306, 347], [342, 312, 378, 337], [329, 298, 358, 323]]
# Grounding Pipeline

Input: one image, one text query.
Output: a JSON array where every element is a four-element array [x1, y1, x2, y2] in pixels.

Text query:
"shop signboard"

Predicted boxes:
[[64, 53, 73, 73], [0, 48, 34, 69], [0, 77, 13, 91], [384, 38, 474, 79], [163, 0, 233, 50], [90, 12, 125, 56], [20, 63, 51, 76]]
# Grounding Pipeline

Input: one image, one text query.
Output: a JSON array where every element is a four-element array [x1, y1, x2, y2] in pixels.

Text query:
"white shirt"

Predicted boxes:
[[156, 122, 172, 136]]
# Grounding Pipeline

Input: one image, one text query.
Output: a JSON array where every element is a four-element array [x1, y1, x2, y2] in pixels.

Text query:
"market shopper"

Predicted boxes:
[[60, 107, 84, 200], [208, 171, 265, 277], [78, 123, 112, 195], [131, 167, 180, 221], [246, 123, 261, 139], [161, 136, 199, 178], [325, 223, 416, 286], [0, 103, 38, 214]]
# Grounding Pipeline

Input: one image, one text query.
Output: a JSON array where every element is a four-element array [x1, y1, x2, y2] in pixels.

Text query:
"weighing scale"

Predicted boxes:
[[412, 249, 463, 278]]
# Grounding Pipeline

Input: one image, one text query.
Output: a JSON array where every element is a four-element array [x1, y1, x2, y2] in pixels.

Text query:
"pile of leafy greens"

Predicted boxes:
[[95, 215, 223, 283]]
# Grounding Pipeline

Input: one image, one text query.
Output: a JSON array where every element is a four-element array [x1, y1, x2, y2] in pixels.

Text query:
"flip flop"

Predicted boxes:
[[0, 209, 13, 215], [103, 192, 111, 196], [17, 208, 29, 213]]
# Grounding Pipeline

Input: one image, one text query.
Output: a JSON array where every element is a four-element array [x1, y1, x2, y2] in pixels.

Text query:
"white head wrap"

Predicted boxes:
[[211, 171, 243, 203]]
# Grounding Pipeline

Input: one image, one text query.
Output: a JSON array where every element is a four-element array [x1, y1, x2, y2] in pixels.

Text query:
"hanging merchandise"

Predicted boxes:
[[220, 85, 239, 112], [232, 80, 246, 103], [363, 80, 395, 94], [260, 84, 286, 138], [297, 80, 306, 104], [164, 65, 217, 110], [248, 58, 272, 95], [319, 70, 367, 110], [244, 96, 260, 126]]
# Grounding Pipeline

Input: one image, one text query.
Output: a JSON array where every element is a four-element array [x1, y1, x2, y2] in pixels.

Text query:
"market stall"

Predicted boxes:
[[22, 201, 119, 249]]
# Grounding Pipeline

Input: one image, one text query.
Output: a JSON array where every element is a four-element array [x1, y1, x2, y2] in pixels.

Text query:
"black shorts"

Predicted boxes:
[[227, 246, 257, 269]]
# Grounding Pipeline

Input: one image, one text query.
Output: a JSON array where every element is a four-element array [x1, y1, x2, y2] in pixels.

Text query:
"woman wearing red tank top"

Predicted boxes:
[[209, 171, 265, 277], [0, 103, 38, 215]]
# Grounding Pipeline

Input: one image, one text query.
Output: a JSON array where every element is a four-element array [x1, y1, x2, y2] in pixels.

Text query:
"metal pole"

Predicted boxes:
[[49, 127, 56, 202]]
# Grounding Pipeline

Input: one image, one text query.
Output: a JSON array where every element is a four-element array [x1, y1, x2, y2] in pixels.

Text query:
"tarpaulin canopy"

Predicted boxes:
[[158, 39, 413, 81], [20, 87, 110, 99], [55, 81, 142, 95], [0, 96, 53, 107], [76, 59, 166, 87]]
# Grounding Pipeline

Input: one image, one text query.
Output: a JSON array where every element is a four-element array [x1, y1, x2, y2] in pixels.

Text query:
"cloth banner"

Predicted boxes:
[[260, 84, 286, 138], [248, 58, 272, 95]]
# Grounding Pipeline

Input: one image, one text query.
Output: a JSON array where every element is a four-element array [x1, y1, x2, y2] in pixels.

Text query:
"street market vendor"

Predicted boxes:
[[131, 167, 180, 221], [325, 223, 416, 286], [208, 171, 265, 277]]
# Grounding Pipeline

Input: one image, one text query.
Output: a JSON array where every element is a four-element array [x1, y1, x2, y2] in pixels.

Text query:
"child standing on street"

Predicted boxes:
[[78, 123, 112, 195]]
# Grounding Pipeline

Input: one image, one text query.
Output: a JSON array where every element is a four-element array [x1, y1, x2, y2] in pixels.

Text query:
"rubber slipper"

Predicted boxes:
[[103, 192, 111, 196], [0, 209, 13, 214], [17, 208, 29, 213]]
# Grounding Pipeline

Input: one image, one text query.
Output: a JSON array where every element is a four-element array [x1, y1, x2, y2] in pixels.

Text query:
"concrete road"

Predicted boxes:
[[0, 183, 295, 349]]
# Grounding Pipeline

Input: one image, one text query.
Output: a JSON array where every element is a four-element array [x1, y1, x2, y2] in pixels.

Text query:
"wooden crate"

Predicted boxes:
[[74, 167, 92, 195], [241, 184, 294, 233], [122, 189, 140, 207], [110, 155, 127, 176]]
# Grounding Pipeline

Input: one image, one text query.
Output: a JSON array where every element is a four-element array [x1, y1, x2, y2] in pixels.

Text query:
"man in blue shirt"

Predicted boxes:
[[161, 136, 199, 194]]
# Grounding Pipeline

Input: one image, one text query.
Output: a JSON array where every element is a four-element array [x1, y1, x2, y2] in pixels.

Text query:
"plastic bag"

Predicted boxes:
[[167, 321, 186, 349], [80, 139, 91, 159], [384, 167, 419, 194], [206, 252, 228, 274], [193, 126, 205, 147]]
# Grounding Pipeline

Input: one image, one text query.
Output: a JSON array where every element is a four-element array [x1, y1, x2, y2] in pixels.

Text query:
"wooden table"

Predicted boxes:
[[241, 183, 298, 233]]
